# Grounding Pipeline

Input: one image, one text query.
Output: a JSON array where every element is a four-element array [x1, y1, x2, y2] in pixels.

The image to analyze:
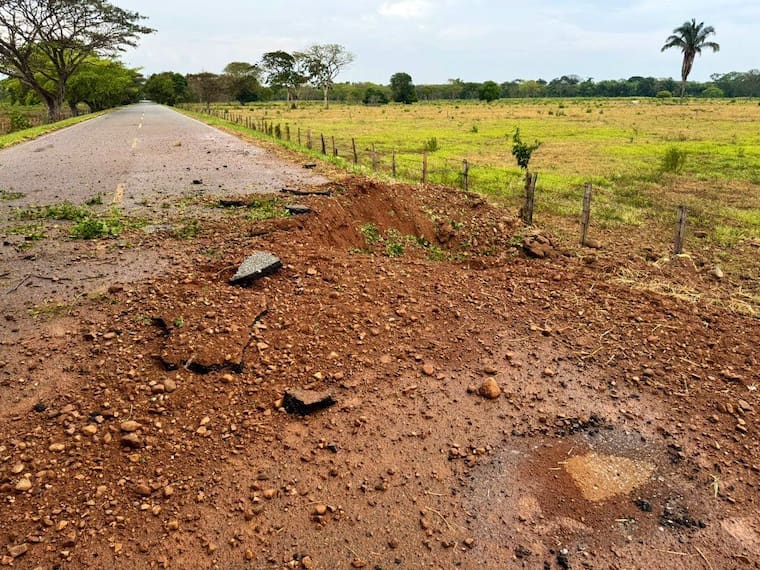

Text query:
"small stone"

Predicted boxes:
[[120, 433, 143, 448], [301, 555, 313, 568], [221, 373, 234, 384], [584, 238, 603, 249], [282, 389, 336, 416], [167, 520, 180, 531], [96, 485, 108, 497], [120, 420, 141, 433], [48, 443, 65, 452], [7, 544, 28, 558], [15, 478, 32, 492], [351, 559, 366, 569], [164, 379, 177, 393], [244, 549, 254, 561], [11, 464, 24, 475], [163, 485, 174, 498], [422, 363, 435, 376], [738, 399, 752, 412], [478, 378, 501, 400], [464, 537, 475, 548], [263, 488, 276, 499], [388, 539, 399, 549], [82, 424, 98, 436], [483, 364, 498, 375], [712, 267, 724, 279], [103, 332, 117, 340], [543, 368, 555, 377], [314, 504, 328, 516], [135, 483, 152, 497]]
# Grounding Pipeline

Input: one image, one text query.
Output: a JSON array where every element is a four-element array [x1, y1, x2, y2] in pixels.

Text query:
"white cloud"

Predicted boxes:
[[378, 0, 432, 19]]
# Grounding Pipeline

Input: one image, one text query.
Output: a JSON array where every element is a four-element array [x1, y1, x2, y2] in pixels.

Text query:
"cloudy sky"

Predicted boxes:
[[115, 0, 758, 83]]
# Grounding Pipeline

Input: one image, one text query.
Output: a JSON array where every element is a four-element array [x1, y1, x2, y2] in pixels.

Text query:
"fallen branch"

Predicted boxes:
[[6, 274, 31, 294]]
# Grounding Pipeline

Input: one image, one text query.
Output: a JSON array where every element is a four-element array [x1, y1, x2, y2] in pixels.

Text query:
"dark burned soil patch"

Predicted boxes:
[[0, 175, 758, 570]]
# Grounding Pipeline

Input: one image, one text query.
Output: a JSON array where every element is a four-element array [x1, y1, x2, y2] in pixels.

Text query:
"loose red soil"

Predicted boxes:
[[0, 176, 758, 570]]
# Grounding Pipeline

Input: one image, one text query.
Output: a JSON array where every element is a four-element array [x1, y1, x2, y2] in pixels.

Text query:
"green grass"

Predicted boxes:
[[0, 111, 106, 149], [185, 99, 760, 265], [15, 201, 90, 221]]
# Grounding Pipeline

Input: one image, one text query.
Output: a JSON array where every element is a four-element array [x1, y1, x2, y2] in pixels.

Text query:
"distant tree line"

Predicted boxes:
[[142, 68, 760, 107]]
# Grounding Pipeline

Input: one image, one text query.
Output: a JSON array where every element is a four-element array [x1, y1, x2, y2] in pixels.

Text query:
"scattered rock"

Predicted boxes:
[[712, 266, 724, 279], [135, 483, 152, 497], [522, 233, 554, 258], [15, 478, 32, 492], [120, 420, 141, 433], [478, 378, 501, 399], [6, 544, 28, 559], [48, 443, 65, 452], [285, 204, 312, 215], [164, 378, 177, 393], [282, 389, 336, 416], [229, 252, 282, 286], [584, 238, 603, 249], [121, 433, 143, 448], [422, 363, 435, 376], [82, 424, 98, 435], [694, 230, 708, 238]]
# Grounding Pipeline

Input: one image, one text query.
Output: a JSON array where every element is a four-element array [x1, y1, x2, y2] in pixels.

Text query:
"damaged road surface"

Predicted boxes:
[[0, 113, 758, 570]]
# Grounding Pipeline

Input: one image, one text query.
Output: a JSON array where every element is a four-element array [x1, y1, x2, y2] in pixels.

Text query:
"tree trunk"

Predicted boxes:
[[69, 101, 79, 117], [323, 86, 329, 110]]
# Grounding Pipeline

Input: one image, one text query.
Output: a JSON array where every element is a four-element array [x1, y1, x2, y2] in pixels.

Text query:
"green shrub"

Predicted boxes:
[[422, 137, 439, 153], [8, 109, 31, 132], [16, 202, 89, 221], [656, 90, 673, 99], [511, 128, 541, 170], [661, 146, 687, 173]]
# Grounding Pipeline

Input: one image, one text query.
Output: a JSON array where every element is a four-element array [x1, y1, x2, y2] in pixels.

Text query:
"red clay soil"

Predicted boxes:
[[0, 177, 758, 570]]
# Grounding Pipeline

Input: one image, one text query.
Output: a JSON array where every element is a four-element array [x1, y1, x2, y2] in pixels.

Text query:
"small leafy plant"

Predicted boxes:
[[511, 128, 541, 170], [661, 146, 687, 173]]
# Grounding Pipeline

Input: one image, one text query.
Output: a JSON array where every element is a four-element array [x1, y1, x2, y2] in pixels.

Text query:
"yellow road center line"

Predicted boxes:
[[131, 138, 138, 149], [113, 184, 125, 205], [138, 123, 142, 129]]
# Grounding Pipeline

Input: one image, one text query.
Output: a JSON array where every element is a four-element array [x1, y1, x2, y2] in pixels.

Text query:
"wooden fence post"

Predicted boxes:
[[352, 138, 358, 164], [297, 128, 301, 146], [306, 130, 312, 150], [285, 124, 290, 141], [422, 152, 428, 184], [580, 183, 593, 245], [462, 159, 469, 192], [521, 171, 537, 225], [674, 205, 688, 254], [331, 136, 337, 157], [320, 133, 327, 155], [371, 144, 377, 171], [392, 149, 397, 178]]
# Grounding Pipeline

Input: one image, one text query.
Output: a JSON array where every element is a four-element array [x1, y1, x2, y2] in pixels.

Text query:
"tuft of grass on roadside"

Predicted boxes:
[[0, 111, 107, 150]]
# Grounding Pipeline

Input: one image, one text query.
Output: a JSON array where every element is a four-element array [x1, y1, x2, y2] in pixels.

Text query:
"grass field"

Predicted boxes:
[[188, 98, 760, 252]]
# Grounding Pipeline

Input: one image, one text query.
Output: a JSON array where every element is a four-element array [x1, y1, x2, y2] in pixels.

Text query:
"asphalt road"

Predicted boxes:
[[0, 102, 326, 210]]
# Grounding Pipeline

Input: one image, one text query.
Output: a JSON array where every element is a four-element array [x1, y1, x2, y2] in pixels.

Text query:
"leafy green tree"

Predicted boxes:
[[302, 44, 354, 109], [143, 72, 187, 106], [661, 19, 720, 102], [187, 72, 226, 109], [260, 51, 309, 106], [66, 58, 142, 113], [223, 62, 262, 104], [0, 0, 153, 121], [363, 87, 389, 105], [479, 80, 500, 102], [389, 72, 417, 104]]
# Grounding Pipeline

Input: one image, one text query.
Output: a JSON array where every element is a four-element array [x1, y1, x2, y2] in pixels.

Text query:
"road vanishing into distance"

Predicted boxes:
[[0, 102, 326, 211]]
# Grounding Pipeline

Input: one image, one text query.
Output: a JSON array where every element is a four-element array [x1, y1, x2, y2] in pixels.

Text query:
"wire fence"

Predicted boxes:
[[190, 104, 697, 255]]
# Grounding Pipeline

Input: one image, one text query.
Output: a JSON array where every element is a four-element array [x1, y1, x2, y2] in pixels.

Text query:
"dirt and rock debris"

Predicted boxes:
[[0, 174, 758, 570]]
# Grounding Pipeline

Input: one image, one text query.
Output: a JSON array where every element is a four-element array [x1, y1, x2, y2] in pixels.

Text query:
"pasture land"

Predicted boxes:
[[186, 99, 759, 313], [191, 98, 759, 246]]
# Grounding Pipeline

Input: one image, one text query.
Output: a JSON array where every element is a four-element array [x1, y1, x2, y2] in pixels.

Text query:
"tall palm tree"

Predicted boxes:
[[661, 19, 720, 102]]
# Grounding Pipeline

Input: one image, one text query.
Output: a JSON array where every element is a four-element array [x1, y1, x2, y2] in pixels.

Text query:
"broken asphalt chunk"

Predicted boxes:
[[282, 389, 336, 416], [285, 204, 312, 215], [230, 252, 282, 286]]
